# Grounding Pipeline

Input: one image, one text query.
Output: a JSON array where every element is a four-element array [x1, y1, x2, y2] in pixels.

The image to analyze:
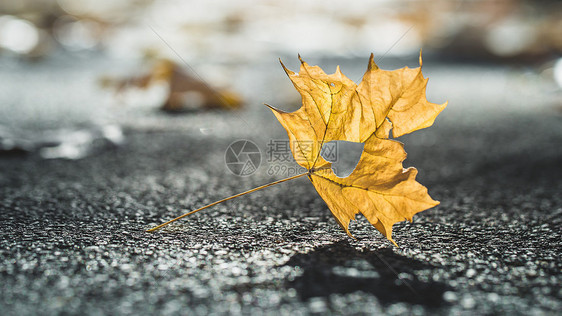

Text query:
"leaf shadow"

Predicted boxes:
[[282, 240, 448, 307]]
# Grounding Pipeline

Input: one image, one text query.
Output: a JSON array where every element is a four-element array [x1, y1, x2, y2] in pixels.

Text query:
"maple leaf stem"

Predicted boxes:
[[146, 172, 309, 232]]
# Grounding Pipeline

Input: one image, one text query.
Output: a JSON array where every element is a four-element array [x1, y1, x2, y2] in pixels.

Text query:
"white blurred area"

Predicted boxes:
[[0, 0, 560, 64], [0, 15, 39, 54]]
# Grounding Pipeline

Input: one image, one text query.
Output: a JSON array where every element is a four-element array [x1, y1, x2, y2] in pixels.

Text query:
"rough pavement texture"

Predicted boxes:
[[0, 54, 561, 315]]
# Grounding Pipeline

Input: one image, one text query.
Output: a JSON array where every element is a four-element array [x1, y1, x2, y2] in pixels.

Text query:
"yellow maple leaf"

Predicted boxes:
[[267, 53, 447, 245], [147, 53, 446, 246]]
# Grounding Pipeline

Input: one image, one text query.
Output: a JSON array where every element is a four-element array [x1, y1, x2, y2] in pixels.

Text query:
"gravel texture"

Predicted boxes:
[[0, 54, 561, 315]]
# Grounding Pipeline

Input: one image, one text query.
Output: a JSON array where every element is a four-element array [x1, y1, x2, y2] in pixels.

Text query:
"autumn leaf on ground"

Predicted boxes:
[[148, 53, 446, 246], [101, 59, 242, 111], [264, 53, 446, 245]]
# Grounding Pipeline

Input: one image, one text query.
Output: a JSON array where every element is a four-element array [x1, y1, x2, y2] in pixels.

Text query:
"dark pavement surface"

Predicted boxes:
[[0, 54, 561, 315]]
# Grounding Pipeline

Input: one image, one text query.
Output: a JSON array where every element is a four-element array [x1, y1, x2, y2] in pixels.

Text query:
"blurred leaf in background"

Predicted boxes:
[[102, 59, 243, 112]]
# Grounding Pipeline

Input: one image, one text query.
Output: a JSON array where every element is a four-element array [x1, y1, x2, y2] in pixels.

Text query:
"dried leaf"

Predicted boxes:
[[104, 59, 242, 111], [268, 53, 446, 245]]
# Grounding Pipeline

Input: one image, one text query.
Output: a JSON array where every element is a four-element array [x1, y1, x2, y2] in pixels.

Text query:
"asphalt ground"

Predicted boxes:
[[0, 54, 561, 315]]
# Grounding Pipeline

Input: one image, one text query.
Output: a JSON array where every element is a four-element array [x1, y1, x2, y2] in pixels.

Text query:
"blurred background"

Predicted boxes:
[[0, 0, 560, 159], [1, 1, 562, 314], [1, 0, 561, 60]]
